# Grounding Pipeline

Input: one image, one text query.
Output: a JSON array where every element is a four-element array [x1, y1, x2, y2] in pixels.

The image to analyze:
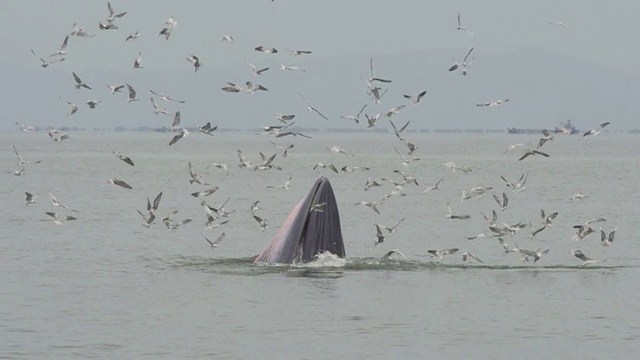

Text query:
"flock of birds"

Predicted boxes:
[[12, 3, 618, 267]]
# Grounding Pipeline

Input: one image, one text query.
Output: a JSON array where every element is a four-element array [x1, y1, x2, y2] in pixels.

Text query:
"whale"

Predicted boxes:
[[254, 177, 346, 264]]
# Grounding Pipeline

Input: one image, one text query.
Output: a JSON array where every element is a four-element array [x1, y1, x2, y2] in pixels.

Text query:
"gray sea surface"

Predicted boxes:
[[3, 131, 639, 359]]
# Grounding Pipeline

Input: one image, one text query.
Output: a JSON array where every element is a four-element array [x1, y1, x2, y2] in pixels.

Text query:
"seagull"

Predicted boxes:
[[207, 162, 229, 176], [493, 192, 509, 211], [424, 248, 460, 260], [246, 61, 270, 76], [497, 238, 511, 254], [328, 145, 353, 156], [600, 228, 616, 246], [13, 167, 25, 176], [500, 173, 528, 192], [171, 111, 181, 129], [446, 202, 471, 220], [340, 104, 368, 124], [113, 151, 134, 166], [367, 58, 393, 84], [45, 212, 77, 225], [382, 249, 407, 260], [13, 145, 40, 165], [583, 122, 611, 137], [341, 165, 369, 173], [456, 12, 474, 36], [299, 92, 329, 120], [289, 49, 312, 56], [15, 122, 36, 132], [377, 218, 404, 234], [461, 186, 493, 201], [267, 177, 292, 191], [571, 249, 598, 266], [540, 209, 559, 227], [422, 178, 443, 193], [60, 97, 78, 116], [48, 129, 70, 142], [146, 191, 163, 215], [403, 90, 427, 105], [191, 187, 220, 198], [365, 113, 382, 128], [571, 192, 588, 200], [254, 46, 277, 53], [220, 34, 235, 43], [442, 161, 472, 174], [125, 30, 141, 41], [132, 52, 143, 69], [514, 244, 550, 263], [25, 192, 38, 205], [203, 232, 225, 249], [70, 23, 94, 38], [50, 35, 69, 57], [186, 55, 202, 72], [137, 209, 155, 228], [159, 17, 177, 39], [198, 122, 217, 136], [108, 178, 132, 190], [572, 225, 595, 241], [388, 119, 410, 139], [253, 215, 269, 231], [270, 141, 294, 157], [476, 99, 509, 107], [462, 252, 483, 263], [169, 128, 188, 145], [364, 178, 382, 191], [374, 224, 385, 245], [313, 162, 339, 174], [518, 149, 549, 161], [221, 82, 242, 93], [188, 162, 208, 185], [466, 233, 487, 240], [504, 143, 525, 153], [72, 72, 92, 90], [280, 64, 306, 72], [549, 21, 569, 29], [385, 105, 406, 117], [245, 81, 268, 94], [149, 90, 185, 103], [98, 20, 119, 30], [449, 47, 474, 74], [106, 84, 125, 94], [354, 201, 382, 215], [31, 49, 65, 68], [537, 129, 554, 149], [106, 2, 127, 21], [126, 83, 139, 102], [150, 97, 172, 116], [49, 192, 78, 212], [393, 147, 420, 167], [86, 100, 101, 109]]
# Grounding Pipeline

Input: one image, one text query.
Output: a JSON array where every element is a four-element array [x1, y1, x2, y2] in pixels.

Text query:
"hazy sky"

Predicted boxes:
[[3, 0, 640, 130]]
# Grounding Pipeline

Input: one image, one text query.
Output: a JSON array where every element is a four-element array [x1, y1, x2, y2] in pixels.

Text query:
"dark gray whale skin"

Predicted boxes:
[[254, 177, 346, 264]]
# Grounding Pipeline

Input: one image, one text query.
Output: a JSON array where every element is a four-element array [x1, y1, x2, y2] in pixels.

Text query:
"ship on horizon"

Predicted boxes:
[[508, 119, 579, 135]]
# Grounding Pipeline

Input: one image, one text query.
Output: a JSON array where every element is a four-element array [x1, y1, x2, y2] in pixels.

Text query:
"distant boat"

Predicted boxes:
[[508, 119, 579, 135]]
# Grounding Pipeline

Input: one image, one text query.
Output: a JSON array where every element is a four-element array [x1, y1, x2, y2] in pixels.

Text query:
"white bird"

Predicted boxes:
[[106, 84, 125, 94], [246, 61, 270, 76], [423, 178, 443, 193], [571, 249, 598, 266], [289, 49, 312, 56], [50, 35, 69, 57], [125, 30, 141, 41], [48, 129, 70, 142], [13, 145, 40, 165], [159, 17, 177, 39], [267, 177, 292, 191], [385, 105, 406, 117], [207, 162, 228, 176], [86, 99, 101, 109], [462, 252, 483, 264], [72, 72, 92, 90], [423, 248, 459, 260], [504, 143, 525, 153], [280, 64, 305, 72], [549, 21, 569, 29], [222, 82, 242, 93], [571, 192, 588, 200], [449, 47, 474, 75], [126, 83, 139, 102], [382, 249, 406, 260], [150, 97, 173, 116], [374, 224, 385, 245], [456, 12, 474, 36], [191, 187, 220, 198], [583, 122, 611, 137], [198, 122, 217, 136], [253, 215, 269, 231], [31, 49, 64, 68], [403, 90, 427, 105], [150, 90, 185, 103], [187, 162, 208, 185], [70, 23, 94, 38], [518, 149, 549, 161], [340, 104, 368, 124], [60, 97, 78, 116], [186, 55, 202, 72], [476, 99, 509, 107], [328, 145, 353, 156], [113, 151, 134, 166], [254, 45, 277, 53], [106, 2, 127, 21], [25, 192, 38, 206], [600, 228, 615, 246], [203, 232, 225, 249], [446, 202, 471, 220], [45, 212, 77, 225], [220, 34, 234, 43], [15, 122, 36, 132], [377, 218, 405, 234], [132, 52, 143, 69], [500, 173, 528, 192], [108, 178, 133, 190], [48, 192, 78, 212], [493, 192, 509, 211], [354, 201, 382, 215], [299, 92, 329, 120], [313, 162, 339, 174]]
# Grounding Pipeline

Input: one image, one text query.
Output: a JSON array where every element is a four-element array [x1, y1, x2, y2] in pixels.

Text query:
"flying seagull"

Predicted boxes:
[[299, 92, 329, 120], [186, 55, 202, 72], [72, 72, 92, 90], [108, 178, 132, 190], [113, 151, 134, 166], [403, 90, 427, 105], [203, 232, 225, 249], [456, 12, 474, 36]]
